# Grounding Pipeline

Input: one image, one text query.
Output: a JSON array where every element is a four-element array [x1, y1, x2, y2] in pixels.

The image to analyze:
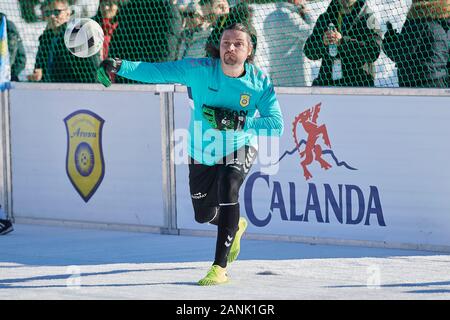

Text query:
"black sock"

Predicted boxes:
[[213, 203, 240, 268]]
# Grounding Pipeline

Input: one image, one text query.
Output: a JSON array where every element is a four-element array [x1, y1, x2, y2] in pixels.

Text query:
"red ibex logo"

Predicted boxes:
[[293, 103, 331, 180], [290, 103, 356, 180]]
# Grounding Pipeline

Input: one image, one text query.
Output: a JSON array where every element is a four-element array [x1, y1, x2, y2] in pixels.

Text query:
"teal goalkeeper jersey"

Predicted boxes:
[[118, 58, 284, 165]]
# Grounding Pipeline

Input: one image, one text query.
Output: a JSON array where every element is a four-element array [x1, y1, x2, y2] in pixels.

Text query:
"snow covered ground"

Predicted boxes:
[[1, 223, 449, 300]]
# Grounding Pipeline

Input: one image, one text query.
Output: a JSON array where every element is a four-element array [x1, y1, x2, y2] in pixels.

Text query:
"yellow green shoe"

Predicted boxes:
[[198, 265, 228, 286], [227, 217, 248, 264]]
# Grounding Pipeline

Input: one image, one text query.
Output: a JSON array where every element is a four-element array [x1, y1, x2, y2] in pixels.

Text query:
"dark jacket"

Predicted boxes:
[[35, 24, 100, 83], [108, 0, 182, 84], [382, 1, 449, 88], [109, 0, 182, 62], [18, 0, 43, 23], [0, 13, 26, 81], [304, 0, 381, 86]]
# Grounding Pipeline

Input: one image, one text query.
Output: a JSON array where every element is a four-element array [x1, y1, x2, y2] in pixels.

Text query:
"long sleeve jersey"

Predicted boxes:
[[118, 58, 284, 165]]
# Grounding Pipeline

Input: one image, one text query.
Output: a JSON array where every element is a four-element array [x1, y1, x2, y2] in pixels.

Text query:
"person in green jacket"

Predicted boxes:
[[304, 0, 382, 87], [0, 12, 26, 81]]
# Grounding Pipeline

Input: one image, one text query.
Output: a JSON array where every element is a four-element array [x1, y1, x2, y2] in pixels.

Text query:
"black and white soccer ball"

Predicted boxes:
[[64, 18, 104, 58]]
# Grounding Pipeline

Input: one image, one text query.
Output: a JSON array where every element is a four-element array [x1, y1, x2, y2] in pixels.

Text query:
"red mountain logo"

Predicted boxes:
[[288, 103, 357, 180]]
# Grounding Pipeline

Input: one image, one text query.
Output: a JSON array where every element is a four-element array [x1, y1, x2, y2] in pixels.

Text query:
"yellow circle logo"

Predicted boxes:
[[240, 94, 250, 108]]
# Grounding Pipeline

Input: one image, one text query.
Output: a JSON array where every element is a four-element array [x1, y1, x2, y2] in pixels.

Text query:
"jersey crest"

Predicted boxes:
[[240, 94, 251, 108]]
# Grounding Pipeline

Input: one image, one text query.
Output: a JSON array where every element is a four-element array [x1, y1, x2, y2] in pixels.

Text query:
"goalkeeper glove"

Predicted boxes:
[[97, 58, 122, 87], [202, 105, 246, 131]]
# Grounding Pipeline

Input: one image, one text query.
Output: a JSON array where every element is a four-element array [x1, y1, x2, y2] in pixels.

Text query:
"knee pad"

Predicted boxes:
[[194, 206, 219, 224], [218, 168, 244, 205]]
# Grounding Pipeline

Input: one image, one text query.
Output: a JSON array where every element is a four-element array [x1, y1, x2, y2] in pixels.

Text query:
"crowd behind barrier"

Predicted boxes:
[[0, 0, 449, 87]]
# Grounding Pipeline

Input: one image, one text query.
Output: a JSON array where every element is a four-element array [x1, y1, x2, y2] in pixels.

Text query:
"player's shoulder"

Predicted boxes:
[[247, 63, 273, 89]]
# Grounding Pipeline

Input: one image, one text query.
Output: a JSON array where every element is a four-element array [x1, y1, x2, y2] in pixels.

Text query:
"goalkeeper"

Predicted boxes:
[[97, 23, 284, 286]]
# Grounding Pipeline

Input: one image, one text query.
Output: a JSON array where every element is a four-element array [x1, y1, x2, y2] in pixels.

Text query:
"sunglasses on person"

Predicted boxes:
[[43, 8, 67, 17]]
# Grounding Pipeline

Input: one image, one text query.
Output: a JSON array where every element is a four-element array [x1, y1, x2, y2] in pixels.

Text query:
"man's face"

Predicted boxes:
[[209, 0, 230, 16], [43, 1, 70, 30], [100, 0, 119, 19], [220, 30, 252, 67]]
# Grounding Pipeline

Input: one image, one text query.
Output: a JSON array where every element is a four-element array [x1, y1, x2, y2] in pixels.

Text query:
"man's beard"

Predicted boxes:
[[223, 53, 238, 65]]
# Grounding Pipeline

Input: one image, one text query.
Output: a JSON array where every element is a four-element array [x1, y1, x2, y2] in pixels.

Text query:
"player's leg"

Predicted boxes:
[[197, 181, 238, 285], [188, 159, 220, 225], [215, 145, 257, 266], [189, 160, 228, 285], [213, 171, 242, 268], [194, 145, 257, 285]]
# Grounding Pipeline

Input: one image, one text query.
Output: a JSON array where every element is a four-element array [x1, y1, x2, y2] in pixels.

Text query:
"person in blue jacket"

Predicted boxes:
[[97, 23, 284, 286]]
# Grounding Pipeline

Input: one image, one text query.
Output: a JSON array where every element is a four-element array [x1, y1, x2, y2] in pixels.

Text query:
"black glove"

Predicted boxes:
[[97, 58, 122, 87], [202, 105, 246, 131]]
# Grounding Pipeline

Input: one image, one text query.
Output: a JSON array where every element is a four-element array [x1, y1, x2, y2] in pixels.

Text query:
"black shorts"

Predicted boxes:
[[188, 145, 257, 222]]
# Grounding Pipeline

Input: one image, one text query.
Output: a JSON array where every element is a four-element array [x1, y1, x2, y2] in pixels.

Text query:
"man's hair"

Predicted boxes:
[[205, 23, 256, 63]]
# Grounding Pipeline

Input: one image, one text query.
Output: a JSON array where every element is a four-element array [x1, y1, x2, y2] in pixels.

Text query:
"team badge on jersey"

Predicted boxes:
[[64, 110, 105, 202], [240, 94, 251, 108]]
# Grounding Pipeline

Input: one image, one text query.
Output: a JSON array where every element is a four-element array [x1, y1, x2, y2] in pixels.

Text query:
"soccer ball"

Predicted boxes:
[[64, 18, 104, 58]]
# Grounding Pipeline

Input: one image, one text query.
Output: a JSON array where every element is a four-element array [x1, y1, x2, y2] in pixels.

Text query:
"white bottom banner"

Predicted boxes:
[[175, 92, 450, 250]]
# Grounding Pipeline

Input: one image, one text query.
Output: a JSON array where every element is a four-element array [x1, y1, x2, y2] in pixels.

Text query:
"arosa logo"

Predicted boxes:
[[243, 103, 386, 228], [64, 110, 105, 202]]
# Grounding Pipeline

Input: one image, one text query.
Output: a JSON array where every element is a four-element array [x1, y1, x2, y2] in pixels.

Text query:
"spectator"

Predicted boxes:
[[92, 0, 122, 60], [383, 0, 450, 88], [206, 1, 313, 86], [108, 0, 182, 83], [18, 0, 80, 22], [73, 0, 100, 18], [304, 0, 382, 87], [175, 0, 198, 12], [27, 0, 99, 83], [109, 0, 182, 62], [258, 0, 314, 86], [0, 12, 27, 81], [206, 1, 256, 54], [178, 0, 230, 59], [18, 0, 48, 23]]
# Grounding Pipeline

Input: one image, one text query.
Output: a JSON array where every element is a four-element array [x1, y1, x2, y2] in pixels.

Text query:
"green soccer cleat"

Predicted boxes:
[[227, 217, 248, 264], [198, 265, 228, 286]]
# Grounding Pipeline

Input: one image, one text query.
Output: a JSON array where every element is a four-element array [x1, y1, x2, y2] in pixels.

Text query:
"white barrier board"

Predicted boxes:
[[10, 89, 165, 226], [175, 92, 450, 248]]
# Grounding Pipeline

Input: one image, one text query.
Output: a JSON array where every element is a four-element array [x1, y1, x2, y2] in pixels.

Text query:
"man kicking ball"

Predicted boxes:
[[97, 23, 284, 285]]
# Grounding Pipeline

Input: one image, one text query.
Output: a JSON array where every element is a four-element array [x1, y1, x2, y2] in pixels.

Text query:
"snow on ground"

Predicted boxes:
[[1, 224, 449, 300]]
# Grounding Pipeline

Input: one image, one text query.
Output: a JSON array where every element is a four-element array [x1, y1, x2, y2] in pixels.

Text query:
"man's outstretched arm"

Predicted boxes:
[[97, 58, 199, 87]]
